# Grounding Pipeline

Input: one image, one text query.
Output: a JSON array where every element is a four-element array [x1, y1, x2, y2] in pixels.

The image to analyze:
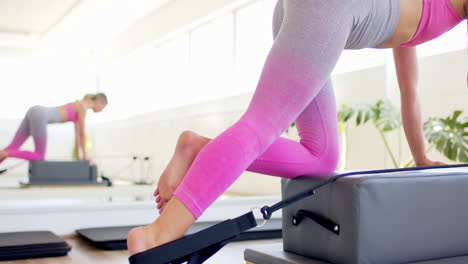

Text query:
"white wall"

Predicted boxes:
[[1, 49, 466, 196], [88, 48, 468, 195]]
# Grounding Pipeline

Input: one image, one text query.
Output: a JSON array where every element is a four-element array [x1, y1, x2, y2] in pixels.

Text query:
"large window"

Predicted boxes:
[[234, 0, 276, 93], [2, 1, 466, 120], [333, 49, 386, 75], [189, 13, 235, 101], [417, 22, 467, 57], [0, 53, 94, 119], [99, 35, 191, 120], [98, 0, 468, 120]]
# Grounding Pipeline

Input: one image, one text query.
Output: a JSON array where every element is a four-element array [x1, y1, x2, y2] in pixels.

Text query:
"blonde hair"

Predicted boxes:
[[84, 93, 108, 105]]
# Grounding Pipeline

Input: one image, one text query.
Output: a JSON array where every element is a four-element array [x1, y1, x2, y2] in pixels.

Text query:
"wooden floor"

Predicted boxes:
[[2, 236, 282, 264]]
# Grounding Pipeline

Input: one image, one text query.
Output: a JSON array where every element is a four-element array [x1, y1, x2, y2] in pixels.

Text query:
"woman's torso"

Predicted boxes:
[[56, 101, 80, 123], [379, 0, 466, 48]]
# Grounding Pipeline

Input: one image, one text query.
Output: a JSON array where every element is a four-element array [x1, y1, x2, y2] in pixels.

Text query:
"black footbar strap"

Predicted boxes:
[[128, 212, 257, 264], [260, 164, 468, 220]]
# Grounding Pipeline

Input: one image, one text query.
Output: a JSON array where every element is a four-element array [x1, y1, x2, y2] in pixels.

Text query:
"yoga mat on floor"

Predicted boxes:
[[76, 218, 282, 250], [0, 231, 71, 260]]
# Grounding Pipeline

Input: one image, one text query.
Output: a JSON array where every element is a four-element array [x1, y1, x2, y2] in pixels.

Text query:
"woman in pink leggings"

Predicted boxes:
[[127, 0, 467, 254], [0, 93, 108, 164]]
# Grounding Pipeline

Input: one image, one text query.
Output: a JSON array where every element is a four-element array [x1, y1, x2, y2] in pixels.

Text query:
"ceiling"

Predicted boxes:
[[0, 0, 77, 35], [0, 0, 251, 61], [0, 0, 170, 55]]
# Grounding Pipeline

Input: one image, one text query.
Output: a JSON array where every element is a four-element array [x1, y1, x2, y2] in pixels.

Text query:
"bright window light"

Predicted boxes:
[[189, 14, 235, 102], [97, 0, 467, 121], [0, 53, 94, 119], [417, 22, 467, 57], [235, 0, 275, 93], [333, 49, 386, 75]]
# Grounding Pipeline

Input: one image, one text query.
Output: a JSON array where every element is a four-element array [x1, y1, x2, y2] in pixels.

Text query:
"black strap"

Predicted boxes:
[[128, 212, 257, 264], [260, 164, 468, 220]]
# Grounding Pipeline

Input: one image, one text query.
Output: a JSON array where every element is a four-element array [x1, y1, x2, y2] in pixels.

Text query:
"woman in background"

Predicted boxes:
[[0, 93, 108, 164]]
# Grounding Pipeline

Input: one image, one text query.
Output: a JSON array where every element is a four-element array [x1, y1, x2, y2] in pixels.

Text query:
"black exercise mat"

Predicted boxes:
[[0, 244, 71, 255], [77, 218, 282, 250], [0, 231, 67, 249], [0, 243, 69, 252], [0, 248, 71, 261], [0, 231, 71, 260], [76, 225, 135, 250]]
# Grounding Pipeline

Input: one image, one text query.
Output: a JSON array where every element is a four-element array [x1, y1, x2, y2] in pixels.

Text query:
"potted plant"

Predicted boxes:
[[338, 100, 468, 168], [423, 110, 468, 163], [338, 99, 402, 168], [288, 100, 468, 169]]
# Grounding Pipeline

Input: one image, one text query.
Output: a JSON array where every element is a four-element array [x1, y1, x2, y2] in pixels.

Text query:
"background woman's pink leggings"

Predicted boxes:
[[1, 106, 62, 164]]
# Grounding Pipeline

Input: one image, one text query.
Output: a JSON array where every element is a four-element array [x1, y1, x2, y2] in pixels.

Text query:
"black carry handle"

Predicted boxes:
[[260, 164, 468, 220], [292, 209, 340, 235]]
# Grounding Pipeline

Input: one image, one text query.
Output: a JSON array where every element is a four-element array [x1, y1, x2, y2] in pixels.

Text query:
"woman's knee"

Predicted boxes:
[[321, 144, 340, 173], [35, 152, 46, 161], [300, 135, 340, 173]]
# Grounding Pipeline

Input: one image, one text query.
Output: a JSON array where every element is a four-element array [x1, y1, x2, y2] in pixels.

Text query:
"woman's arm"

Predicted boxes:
[[74, 123, 80, 159], [76, 108, 87, 160], [393, 47, 444, 166]]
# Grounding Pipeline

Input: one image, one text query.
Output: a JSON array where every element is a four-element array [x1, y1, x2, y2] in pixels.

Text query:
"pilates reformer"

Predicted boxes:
[[0, 155, 153, 186], [129, 163, 468, 264]]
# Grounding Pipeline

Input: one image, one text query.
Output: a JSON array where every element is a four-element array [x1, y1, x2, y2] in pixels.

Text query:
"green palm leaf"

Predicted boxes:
[[424, 110, 468, 162]]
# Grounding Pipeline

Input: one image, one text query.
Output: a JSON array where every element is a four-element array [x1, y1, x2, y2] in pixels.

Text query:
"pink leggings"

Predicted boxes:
[[173, 0, 353, 218], [1, 106, 61, 163]]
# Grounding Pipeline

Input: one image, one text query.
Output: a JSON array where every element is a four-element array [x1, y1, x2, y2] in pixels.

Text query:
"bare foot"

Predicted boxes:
[[0, 150, 9, 164], [154, 131, 210, 213], [127, 226, 157, 255], [127, 197, 195, 255]]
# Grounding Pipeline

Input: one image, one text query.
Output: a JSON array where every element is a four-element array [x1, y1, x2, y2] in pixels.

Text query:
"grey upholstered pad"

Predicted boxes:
[[28, 161, 100, 185], [244, 243, 468, 264], [281, 168, 468, 264]]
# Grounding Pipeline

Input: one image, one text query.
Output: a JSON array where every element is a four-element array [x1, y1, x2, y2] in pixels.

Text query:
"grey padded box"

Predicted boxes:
[[28, 161, 98, 185], [281, 168, 468, 264]]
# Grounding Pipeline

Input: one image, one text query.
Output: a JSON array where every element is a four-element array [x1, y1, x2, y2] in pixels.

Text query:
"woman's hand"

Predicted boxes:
[[414, 157, 446, 167]]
